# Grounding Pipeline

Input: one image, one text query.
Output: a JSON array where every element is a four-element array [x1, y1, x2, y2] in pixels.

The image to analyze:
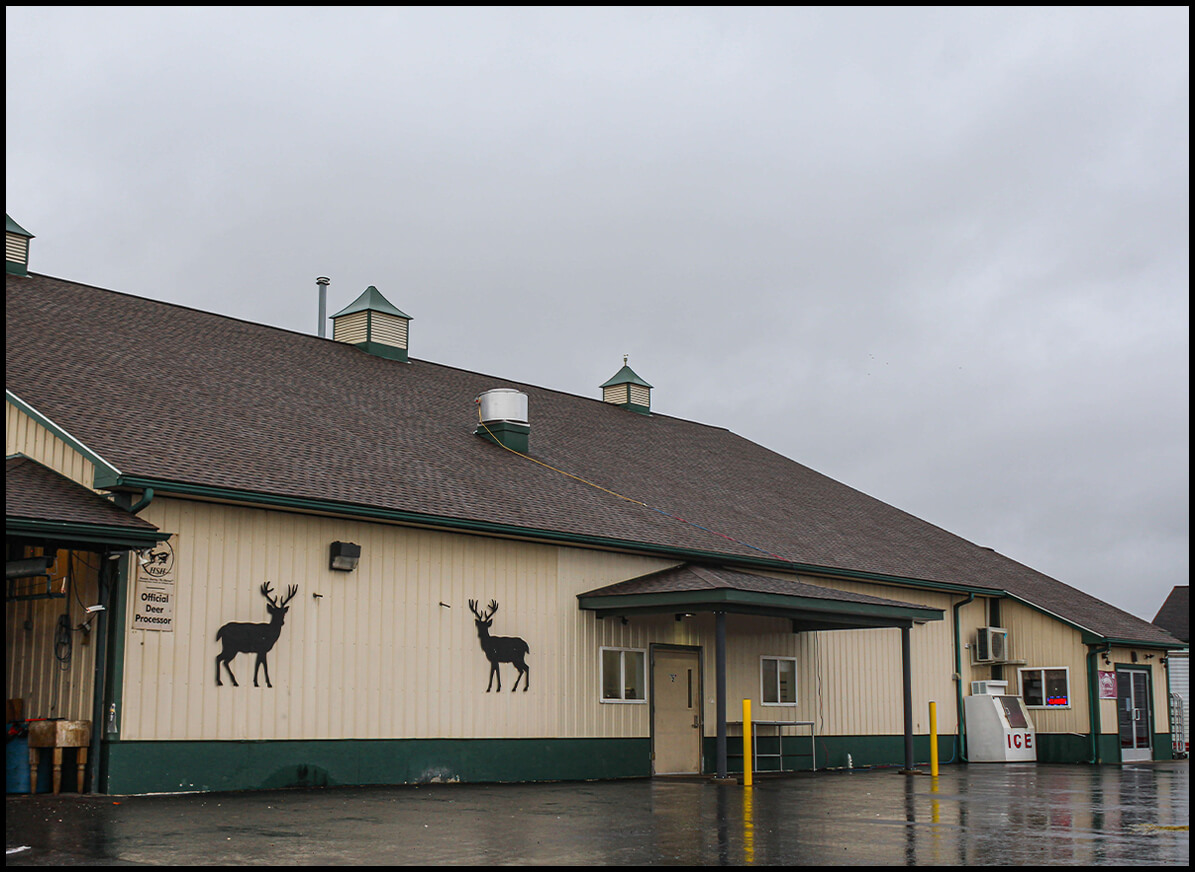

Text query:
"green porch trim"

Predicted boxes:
[[6, 390, 123, 483], [580, 588, 941, 626], [5, 517, 167, 549], [101, 737, 650, 795]]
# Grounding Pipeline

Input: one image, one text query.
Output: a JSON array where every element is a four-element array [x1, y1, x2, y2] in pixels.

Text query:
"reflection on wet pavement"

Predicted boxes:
[[6, 761, 1188, 865]]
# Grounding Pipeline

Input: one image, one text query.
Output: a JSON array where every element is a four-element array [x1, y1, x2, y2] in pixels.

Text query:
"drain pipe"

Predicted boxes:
[[953, 593, 975, 762], [1086, 642, 1111, 763], [129, 488, 154, 514]]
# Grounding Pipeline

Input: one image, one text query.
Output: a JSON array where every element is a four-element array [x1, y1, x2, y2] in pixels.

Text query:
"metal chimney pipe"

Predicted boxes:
[[316, 276, 330, 337]]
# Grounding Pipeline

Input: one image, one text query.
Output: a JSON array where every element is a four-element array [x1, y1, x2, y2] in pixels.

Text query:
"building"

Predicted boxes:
[[6, 217, 1183, 794], [1152, 586, 1190, 756]]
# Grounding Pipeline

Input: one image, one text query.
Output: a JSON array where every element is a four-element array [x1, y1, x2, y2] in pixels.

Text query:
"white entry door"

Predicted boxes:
[[652, 647, 702, 774]]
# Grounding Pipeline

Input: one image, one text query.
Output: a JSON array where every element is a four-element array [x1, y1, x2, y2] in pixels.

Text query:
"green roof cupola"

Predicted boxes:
[[331, 285, 412, 362], [601, 357, 652, 414], [6, 214, 34, 277]]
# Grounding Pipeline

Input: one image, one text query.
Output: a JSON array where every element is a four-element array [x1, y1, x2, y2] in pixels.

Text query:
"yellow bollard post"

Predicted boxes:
[[929, 700, 939, 777], [742, 698, 753, 786]]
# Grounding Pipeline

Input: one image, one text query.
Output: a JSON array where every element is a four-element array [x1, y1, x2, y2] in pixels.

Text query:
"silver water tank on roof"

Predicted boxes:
[[477, 388, 528, 425]]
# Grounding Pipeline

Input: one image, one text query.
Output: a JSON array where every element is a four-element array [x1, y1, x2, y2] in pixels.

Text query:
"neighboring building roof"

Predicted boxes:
[[6, 454, 162, 548], [5, 272, 1180, 646], [1152, 586, 1189, 643]]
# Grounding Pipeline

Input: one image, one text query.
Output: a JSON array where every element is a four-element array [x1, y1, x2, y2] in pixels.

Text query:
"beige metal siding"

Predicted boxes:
[[5, 550, 99, 722], [603, 385, 628, 405], [995, 599, 1091, 734], [6, 400, 97, 486], [370, 312, 408, 349], [332, 310, 369, 345], [6, 232, 29, 265], [124, 499, 570, 740]]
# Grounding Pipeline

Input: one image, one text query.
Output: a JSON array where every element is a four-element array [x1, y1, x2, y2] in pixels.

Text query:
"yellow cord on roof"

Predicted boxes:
[[476, 403, 648, 507], [475, 402, 787, 561]]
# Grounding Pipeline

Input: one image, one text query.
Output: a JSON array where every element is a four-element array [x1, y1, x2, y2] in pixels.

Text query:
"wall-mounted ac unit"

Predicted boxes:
[[975, 627, 1010, 662], [971, 680, 1009, 696]]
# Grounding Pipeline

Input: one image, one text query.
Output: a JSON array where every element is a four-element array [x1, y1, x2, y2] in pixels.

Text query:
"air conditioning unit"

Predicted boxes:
[[971, 680, 1009, 696], [975, 627, 1009, 663]]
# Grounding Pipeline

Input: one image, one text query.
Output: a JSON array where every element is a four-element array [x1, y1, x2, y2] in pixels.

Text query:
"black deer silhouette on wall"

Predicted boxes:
[[215, 582, 298, 688], [468, 599, 530, 692]]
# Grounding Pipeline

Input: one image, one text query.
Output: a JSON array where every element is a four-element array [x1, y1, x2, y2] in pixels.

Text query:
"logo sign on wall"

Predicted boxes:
[[1098, 670, 1118, 700], [134, 537, 176, 631]]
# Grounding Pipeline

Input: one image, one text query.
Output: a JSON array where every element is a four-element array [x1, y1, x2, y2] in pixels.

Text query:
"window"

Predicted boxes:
[[601, 647, 646, 703], [761, 656, 797, 705], [1019, 667, 1070, 709]]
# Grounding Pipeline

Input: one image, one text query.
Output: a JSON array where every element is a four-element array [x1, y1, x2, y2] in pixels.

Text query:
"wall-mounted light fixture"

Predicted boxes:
[[329, 541, 361, 572]]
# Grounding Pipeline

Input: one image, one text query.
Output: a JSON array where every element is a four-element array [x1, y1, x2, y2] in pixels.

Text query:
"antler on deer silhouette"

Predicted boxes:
[[215, 582, 298, 687], [468, 598, 530, 692]]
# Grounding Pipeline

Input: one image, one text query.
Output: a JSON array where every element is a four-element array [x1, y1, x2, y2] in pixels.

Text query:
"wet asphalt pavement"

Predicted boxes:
[[5, 760, 1188, 866]]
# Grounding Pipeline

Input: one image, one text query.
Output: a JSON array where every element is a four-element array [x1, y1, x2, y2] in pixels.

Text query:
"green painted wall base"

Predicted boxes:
[[699, 731, 1174, 771], [703, 734, 963, 773], [102, 737, 650, 795], [1034, 733, 1095, 763]]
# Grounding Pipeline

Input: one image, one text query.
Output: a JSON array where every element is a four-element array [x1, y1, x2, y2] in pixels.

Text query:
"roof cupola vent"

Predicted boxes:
[[600, 356, 652, 414], [6, 214, 34, 277], [475, 388, 530, 453], [331, 285, 412, 361]]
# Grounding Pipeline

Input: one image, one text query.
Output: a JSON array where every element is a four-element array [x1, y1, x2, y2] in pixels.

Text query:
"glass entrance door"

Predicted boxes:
[[1116, 668, 1153, 762]]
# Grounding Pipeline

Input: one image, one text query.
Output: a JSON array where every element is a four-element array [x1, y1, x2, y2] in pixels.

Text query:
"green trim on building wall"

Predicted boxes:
[[581, 588, 940, 625], [101, 737, 651, 795], [81, 472, 1177, 651], [90, 474, 1000, 595]]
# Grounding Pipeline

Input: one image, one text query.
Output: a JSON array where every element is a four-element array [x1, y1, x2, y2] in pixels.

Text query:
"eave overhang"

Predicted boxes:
[[85, 472, 1174, 648], [6, 517, 167, 550], [578, 587, 941, 630]]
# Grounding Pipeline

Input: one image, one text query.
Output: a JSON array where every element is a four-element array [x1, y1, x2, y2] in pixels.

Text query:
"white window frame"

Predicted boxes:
[[1019, 666, 1072, 709], [760, 655, 798, 706], [600, 646, 647, 704]]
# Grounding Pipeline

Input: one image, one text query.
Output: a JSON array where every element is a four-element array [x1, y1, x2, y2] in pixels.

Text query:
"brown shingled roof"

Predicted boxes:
[[5, 272, 1178, 646], [6, 454, 159, 533]]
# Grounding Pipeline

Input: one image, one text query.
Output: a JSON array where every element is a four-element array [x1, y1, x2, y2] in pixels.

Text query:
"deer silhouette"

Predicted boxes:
[[215, 582, 298, 687], [468, 599, 530, 692]]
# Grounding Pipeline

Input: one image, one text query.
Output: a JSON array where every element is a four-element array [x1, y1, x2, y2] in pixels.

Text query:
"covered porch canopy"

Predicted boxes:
[[578, 564, 944, 777], [7, 455, 168, 793]]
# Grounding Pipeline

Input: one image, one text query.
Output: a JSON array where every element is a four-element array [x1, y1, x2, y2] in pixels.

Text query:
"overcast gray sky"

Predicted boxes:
[[7, 7, 1188, 621]]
